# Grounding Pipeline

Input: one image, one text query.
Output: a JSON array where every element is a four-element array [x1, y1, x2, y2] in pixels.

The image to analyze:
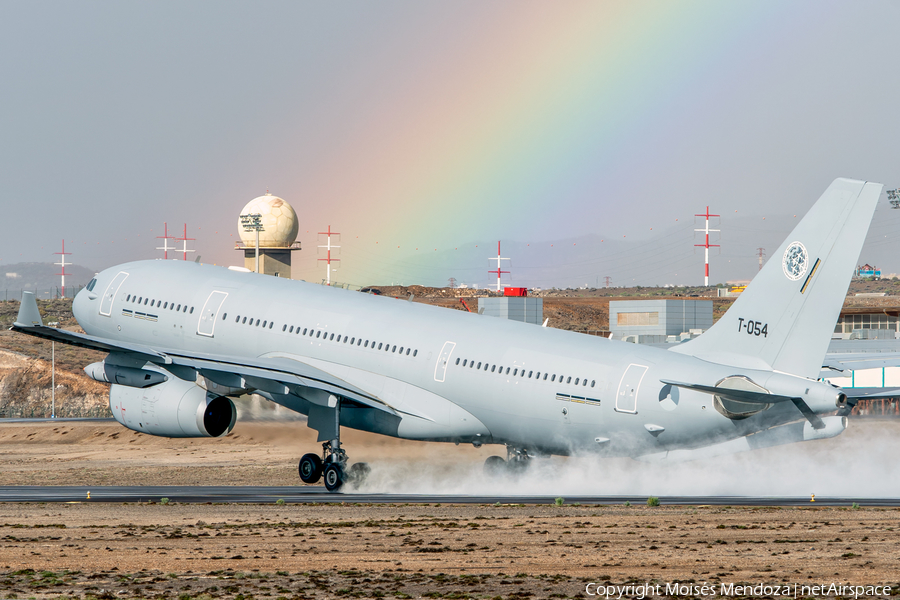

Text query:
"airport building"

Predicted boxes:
[[234, 193, 301, 278], [609, 299, 713, 343]]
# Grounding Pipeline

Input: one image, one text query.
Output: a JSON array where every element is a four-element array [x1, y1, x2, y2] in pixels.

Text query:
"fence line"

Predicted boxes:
[[2, 286, 85, 302]]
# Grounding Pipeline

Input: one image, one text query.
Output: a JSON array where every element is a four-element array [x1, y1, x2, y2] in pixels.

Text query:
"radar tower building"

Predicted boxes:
[[235, 192, 301, 278]]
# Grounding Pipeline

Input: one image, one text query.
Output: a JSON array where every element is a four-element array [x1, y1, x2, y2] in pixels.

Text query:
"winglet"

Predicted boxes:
[[14, 291, 43, 327]]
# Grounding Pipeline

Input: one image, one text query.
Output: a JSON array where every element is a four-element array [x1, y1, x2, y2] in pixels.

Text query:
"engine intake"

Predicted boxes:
[[109, 375, 236, 438]]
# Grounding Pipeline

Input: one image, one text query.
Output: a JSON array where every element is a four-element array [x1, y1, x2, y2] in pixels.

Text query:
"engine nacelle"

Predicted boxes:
[[109, 376, 236, 438], [85, 361, 168, 388]]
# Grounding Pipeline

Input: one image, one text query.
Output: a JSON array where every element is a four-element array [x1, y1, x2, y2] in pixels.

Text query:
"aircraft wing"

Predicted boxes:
[[10, 298, 397, 417]]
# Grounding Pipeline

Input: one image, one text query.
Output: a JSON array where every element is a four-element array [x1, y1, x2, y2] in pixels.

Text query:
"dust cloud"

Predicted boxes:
[[348, 420, 900, 498]]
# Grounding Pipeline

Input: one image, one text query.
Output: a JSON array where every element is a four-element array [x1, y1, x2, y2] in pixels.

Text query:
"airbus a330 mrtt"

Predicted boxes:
[[12, 178, 884, 491]]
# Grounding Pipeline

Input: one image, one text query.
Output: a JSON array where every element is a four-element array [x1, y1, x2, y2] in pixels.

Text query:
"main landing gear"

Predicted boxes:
[[298, 441, 370, 492], [483, 446, 534, 477], [297, 397, 370, 492]]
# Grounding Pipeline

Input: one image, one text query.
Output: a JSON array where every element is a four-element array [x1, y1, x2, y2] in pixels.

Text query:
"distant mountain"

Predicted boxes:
[[1, 262, 97, 299]]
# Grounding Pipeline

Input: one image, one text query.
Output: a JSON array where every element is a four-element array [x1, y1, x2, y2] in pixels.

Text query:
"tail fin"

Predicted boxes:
[[14, 291, 43, 327], [671, 178, 883, 379]]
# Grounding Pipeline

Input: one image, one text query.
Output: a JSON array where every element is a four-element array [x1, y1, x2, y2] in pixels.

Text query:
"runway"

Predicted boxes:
[[0, 486, 897, 506]]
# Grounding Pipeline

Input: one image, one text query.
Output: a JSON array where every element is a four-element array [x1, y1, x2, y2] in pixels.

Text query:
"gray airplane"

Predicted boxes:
[[11, 178, 883, 491]]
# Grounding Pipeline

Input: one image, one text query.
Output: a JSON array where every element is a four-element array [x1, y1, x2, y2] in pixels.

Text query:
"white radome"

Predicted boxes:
[[237, 193, 300, 248]]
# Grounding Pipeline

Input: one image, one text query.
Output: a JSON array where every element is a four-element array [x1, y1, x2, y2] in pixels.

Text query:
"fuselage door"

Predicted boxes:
[[99, 271, 129, 317], [433, 341, 456, 382], [197, 291, 229, 337], [615, 363, 648, 414]]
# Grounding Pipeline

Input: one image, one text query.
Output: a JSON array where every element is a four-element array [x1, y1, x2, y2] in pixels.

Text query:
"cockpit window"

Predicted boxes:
[[86, 278, 97, 291]]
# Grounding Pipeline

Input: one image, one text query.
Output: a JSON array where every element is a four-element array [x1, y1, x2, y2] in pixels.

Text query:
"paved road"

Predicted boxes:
[[0, 486, 896, 506]]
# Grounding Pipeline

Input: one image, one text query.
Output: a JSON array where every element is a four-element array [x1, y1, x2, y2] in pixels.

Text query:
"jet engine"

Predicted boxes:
[[109, 375, 236, 438]]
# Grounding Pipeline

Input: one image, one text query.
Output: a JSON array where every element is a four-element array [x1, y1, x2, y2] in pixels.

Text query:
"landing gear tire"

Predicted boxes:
[[323, 462, 346, 492], [483, 455, 507, 476], [347, 462, 371, 485], [299, 453, 323, 484]]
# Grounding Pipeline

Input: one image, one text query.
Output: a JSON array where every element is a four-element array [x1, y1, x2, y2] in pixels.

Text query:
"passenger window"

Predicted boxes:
[[583, 379, 588, 386], [528, 371, 533, 378], [176, 304, 181, 311], [242, 317, 247, 324], [591, 380, 596, 387], [282, 324, 287, 331], [377, 343, 383, 350], [289, 326, 293, 333], [189, 307, 193, 314], [138, 297, 142, 303], [513, 369, 518, 376], [262, 321, 267, 327], [575, 378, 579, 385], [392, 345, 396, 352], [351, 337, 355, 344], [269, 322, 273, 329], [126, 294, 131, 301], [329, 333, 334, 340], [336, 335, 341, 342], [484, 363, 489, 371], [235, 316, 240, 323], [491, 365, 496, 372], [253, 319, 258, 326], [364, 340, 369, 347], [477, 362, 482, 369], [301, 328, 307, 335], [551, 375, 556, 382], [223, 313, 228, 320], [164, 302, 168, 309], [406, 348, 410, 355], [413, 349, 417, 357], [567, 376, 572, 384], [462, 359, 467, 366], [357, 339, 362, 346], [144, 298, 149, 305], [456, 358, 460, 365], [316, 331, 321, 338]]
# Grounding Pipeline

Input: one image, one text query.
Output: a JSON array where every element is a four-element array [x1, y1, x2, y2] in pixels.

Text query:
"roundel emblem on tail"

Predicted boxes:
[[782, 241, 808, 281]]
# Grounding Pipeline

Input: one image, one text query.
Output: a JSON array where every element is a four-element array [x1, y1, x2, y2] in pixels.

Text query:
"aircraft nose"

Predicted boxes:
[[72, 286, 93, 324]]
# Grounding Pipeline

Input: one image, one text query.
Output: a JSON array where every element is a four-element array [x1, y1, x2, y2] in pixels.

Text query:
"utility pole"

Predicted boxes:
[[317, 226, 341, 285], [488, 241, 510, 292], [448, 277, 457, 289], [695, 207, 720, 286], [603, 276, 612, 288], [756, 247, 766, 271], [51, 341, 55, 419]]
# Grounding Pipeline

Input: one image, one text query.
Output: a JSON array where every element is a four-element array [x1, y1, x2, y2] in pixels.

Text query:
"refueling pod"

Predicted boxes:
[[109, 375, 236, 438]]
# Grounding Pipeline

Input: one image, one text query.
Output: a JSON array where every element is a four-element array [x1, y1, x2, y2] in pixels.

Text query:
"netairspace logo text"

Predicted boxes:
[[584, 582, 894, 599]]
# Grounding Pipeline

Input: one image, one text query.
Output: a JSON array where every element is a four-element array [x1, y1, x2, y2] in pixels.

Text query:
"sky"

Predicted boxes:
[[2, 1, 900, 288]]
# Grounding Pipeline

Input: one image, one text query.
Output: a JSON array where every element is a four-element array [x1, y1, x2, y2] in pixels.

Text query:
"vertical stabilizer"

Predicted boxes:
[[671, 178, 883, 379], [14, 291, 44, 327]]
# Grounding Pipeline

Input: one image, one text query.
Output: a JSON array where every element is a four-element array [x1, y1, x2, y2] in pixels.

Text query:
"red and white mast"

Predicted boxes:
[[694, 207, 720, 286], [53, 240, 71, 299], [488, 241, 510, 292], [176, 224, 196, 261], [317, 226, 341, 285], [156, 222, 176, 259]]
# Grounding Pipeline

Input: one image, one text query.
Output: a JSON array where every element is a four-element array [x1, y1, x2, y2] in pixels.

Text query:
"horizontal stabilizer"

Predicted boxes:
[[660, 379, 793, 404], [661, 379, 826, 429]]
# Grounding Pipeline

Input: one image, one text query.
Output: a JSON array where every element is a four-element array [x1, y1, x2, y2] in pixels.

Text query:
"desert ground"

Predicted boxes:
[[0, 420, 898, 598]]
